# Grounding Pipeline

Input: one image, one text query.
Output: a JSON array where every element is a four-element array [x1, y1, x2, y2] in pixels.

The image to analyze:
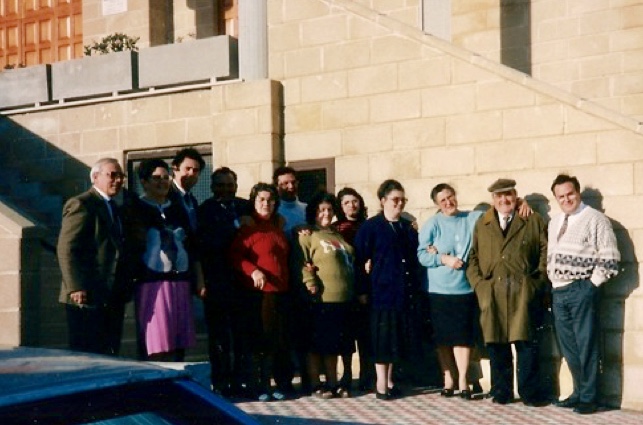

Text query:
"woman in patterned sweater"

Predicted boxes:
[[297, 191, 355, 399]]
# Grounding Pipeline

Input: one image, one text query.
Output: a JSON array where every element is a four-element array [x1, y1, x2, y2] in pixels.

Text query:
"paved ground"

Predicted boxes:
[[233, 386, 643, 425], [178, 362, 642, 425]]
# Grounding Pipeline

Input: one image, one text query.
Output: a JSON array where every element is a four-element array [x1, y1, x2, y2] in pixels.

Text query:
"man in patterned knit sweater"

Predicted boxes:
[[548, 174, 620, 415]]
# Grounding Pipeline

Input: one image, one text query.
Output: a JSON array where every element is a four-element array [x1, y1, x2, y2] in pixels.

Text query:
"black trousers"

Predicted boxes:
[[487, 340, 541, 401], [66, 302, 124, 355], [203, 288, 238, 390], [552, 279, 599, 404]]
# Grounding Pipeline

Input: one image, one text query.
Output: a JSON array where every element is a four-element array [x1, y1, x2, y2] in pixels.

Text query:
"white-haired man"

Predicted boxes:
[[57, 158, 127, 355]]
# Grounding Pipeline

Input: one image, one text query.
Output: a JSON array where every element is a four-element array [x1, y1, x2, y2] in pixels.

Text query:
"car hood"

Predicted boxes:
[[0, 346, 187, 407]]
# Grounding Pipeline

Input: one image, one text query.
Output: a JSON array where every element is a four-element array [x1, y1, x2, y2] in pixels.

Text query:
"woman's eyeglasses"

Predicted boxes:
[[149, 175, 171, 181]]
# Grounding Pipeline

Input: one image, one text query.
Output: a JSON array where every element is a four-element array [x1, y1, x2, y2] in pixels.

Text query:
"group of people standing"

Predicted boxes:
[[417, 176, 620, 415], [57, 152, 620, 415]]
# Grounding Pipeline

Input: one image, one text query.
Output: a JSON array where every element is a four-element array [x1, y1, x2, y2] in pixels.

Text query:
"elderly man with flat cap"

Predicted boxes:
[[466, 178, 549, 406]]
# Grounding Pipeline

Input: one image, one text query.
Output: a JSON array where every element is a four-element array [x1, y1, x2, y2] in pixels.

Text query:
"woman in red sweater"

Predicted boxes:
[[230, 183, 290, 402]]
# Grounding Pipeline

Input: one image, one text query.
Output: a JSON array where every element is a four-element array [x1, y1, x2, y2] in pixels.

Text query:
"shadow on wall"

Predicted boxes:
[[0, 116, 92, 207], [0, 116, 92, 348], [581, 187, 638, 408], [501, 0, 532, 75]]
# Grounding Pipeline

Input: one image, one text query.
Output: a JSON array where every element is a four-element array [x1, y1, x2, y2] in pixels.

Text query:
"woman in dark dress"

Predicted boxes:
[[353, 180, 420, 400], [334, 188, 372, 391]]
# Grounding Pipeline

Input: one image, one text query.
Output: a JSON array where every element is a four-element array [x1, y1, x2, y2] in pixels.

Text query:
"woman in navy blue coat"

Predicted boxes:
[[353, 179, 420, 400]]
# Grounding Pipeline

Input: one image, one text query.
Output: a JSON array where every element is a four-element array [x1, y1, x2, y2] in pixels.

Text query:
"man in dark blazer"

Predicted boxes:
[[197, 167, 249, 395], [57, 158, 126, 355], [168, 147, 205, 232]]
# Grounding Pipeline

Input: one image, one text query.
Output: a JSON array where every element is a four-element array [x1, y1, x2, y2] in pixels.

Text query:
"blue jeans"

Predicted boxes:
[[552, 279, 599, 404]]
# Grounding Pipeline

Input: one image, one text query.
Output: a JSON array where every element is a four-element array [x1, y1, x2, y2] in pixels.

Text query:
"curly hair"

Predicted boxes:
[[305, 191, 337, 225], [335, 187, 368, 222]]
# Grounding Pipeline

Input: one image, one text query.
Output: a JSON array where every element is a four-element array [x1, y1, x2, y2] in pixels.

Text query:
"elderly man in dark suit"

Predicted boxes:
[[466, 178, 549, 407], [57, 158, 126, 355]]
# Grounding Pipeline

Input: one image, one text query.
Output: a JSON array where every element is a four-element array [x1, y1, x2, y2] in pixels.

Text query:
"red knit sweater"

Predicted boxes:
[[230, 215, 289, 292]]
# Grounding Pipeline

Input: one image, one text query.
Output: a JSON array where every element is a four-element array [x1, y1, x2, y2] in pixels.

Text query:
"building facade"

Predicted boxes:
[[0, 0, 642, 410]]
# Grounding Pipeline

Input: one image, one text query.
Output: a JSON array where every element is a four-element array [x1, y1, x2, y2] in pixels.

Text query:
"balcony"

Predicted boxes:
[[0, 36, 239, 111]]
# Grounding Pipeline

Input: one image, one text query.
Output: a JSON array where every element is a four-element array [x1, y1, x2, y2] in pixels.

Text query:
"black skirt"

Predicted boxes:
[[428, 292, 476, 346], [370, 308, 409, 363], [310, 302, 355, 355]]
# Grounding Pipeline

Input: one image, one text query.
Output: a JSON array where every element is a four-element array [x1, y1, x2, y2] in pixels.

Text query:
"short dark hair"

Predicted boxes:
[[137, 158, 169, 181], [172, 148, 205, 170], [249, 182, 280, 214], [377, 179, 404, 200], [305, 191, 337, 225], [550, 174, 580, 194], [430, 183, 456, 204], [272, 166, 297, 185], [210, 166, 238, 184], [336, 187, 368, 222]]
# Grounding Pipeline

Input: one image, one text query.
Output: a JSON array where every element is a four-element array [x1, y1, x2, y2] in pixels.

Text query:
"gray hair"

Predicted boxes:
[[90, 158, 121, 182]]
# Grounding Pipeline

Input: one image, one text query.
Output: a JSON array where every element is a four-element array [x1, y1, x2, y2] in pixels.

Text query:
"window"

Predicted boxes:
[[289, 158, 335, 203], [0, 0, 82, 67], [125, 145, 213, 203]]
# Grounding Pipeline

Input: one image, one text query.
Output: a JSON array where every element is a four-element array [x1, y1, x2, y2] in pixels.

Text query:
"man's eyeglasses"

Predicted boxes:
[[102, 171, 126, 180]]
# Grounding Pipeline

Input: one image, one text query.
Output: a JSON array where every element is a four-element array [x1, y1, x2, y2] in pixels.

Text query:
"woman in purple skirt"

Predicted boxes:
[[123, 158, 205, 361]]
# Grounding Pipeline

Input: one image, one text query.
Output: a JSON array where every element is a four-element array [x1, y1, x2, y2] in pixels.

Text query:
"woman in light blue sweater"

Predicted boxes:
[[417, 184, 482, 400]]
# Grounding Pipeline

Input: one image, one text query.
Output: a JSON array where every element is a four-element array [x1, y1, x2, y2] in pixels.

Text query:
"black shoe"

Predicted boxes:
[[553, 397, 578, 408], [573, 403, 597, 415], [460, 389, 472, 400], [472, 382, 484, 394], [492, 396, 511, 405], [440, 388, 456, 398], [523, 398, 549, 407], [388, 386, 402, 398], [334, 386, 351, 399], [375, 391, 390, 401]]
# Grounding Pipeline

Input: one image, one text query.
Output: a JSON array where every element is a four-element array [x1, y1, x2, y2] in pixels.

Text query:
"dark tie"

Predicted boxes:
[[557, 214, 569, 242], [184, 193, 197, 230], [107, 199, 122, 238]]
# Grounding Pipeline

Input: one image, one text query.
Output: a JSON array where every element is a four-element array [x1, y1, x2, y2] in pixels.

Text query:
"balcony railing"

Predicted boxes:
[[0, 36, 238, 111]]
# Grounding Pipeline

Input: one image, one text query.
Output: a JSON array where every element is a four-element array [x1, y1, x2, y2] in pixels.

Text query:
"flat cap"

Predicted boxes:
[[487, 178, 516, 193]]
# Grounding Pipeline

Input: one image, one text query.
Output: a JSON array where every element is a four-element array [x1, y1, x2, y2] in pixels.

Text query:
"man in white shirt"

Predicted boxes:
[[548, 174, 620, 415]]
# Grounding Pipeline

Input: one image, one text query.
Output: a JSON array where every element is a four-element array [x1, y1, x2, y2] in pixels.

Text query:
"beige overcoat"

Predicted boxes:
[[466, 208, 548, 343]]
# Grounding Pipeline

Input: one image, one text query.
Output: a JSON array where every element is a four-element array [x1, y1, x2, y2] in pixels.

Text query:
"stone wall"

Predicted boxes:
[[0, 203, 42, 346], [448, 0, 643, 121], [268, 0, 643, 410]]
